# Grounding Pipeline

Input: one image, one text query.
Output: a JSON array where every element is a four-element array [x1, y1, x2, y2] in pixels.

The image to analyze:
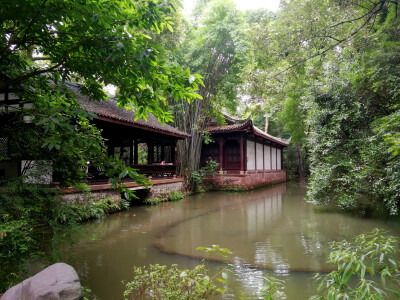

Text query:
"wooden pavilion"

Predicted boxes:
[[0, 82, 189, 189], [201, 116, 290, 189], [69, 82, 189, 182]]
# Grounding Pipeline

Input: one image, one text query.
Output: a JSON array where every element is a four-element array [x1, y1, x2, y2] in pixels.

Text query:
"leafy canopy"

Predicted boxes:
[[0, 0, 204, 187]]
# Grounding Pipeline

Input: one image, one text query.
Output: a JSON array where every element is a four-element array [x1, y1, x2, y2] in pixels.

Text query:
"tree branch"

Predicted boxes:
[[267, 0, 392, 80], [0, 56, 68, 90]]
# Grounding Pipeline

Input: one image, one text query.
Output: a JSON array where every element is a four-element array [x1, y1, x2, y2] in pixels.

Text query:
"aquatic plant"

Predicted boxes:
[[168, 191, 185, 201], [144, 196, 168, 205]]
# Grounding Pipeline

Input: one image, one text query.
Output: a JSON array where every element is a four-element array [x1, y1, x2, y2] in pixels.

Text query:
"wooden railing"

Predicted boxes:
[[126, 164, 176, 177], [86, 164, 176, 184]]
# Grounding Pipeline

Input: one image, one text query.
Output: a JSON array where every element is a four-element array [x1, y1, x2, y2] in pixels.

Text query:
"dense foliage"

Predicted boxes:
[[245, 0, 400, 214]]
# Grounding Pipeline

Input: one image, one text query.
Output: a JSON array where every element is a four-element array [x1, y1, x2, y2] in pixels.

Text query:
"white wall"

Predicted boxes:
[[277, 148, 281, 170], [256, 142, 263, 170], [272, 147, 277, 170], [246, 140, 255, 170], [264, 145, 271, 170]]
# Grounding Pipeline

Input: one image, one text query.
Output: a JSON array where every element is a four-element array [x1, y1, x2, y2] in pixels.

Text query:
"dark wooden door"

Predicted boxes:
[[224, 140, 240, 170]]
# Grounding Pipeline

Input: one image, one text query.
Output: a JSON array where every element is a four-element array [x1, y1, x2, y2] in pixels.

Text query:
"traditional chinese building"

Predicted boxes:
[[201, 116, 290, 189], [69, 82, 189, 182], [0, 82, 189, 198]]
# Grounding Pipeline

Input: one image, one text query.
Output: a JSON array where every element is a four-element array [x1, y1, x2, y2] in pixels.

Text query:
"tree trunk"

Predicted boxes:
[[264, 117, 269, 133]]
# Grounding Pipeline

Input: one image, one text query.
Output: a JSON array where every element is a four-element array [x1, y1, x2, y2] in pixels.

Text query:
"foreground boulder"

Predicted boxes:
[[1, 263, 82, 300]]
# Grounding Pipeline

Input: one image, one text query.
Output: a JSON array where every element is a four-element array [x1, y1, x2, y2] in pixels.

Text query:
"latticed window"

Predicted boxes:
[[164, 146, 172, 163], [0, 137, 8, 158], [153, 145, 162, 163]]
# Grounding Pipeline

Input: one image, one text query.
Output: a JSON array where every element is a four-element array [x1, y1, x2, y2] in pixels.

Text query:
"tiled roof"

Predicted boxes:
[[206, 119, 252, 132], [206, 116, 290, 146], [253, 126, 291, 146], [66, 82, 189, 139]]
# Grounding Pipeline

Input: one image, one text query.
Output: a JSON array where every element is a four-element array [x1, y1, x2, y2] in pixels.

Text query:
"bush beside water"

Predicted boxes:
[[0, 178, 129, 293], [145, 190, 185, 205]]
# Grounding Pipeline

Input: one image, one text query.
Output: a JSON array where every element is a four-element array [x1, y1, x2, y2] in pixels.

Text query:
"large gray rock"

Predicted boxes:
[[1, 263, 82, 300]]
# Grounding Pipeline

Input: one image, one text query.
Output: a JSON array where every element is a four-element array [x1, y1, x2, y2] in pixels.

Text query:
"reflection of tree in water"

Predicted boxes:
[[229, 261, 266, 298], [295, 208, 397, 270], [254, 241, 290, 275]]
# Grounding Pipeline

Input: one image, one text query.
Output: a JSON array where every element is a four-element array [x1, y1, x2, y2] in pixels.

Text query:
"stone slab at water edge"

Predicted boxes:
[[1, 263, 82, 300]]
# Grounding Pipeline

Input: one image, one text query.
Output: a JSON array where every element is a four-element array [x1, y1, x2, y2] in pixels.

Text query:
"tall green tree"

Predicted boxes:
[[250, 0, 400, 214], [241, 8, 308, 180], [169, 0, 250, 190]]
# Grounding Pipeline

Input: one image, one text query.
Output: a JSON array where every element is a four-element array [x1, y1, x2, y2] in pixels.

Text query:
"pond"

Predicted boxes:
[[59, 182, 400, 299]]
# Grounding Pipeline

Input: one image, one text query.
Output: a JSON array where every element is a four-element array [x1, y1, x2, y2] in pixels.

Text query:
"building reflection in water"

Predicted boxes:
[[245, 185, 290, 274]]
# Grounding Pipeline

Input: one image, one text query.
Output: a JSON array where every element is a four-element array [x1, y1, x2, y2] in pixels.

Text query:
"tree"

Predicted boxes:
[[168, 0, 250, 190], [0, 0, 203, 188], [250, 0, 400, 214], [241, 8, 309, 180]]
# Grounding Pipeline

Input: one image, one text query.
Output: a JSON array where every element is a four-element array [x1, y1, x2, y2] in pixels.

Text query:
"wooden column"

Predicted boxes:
[[240, 135, 245, 174], [172, 141, 176, 165], [134, 140, 138, 164], [219, 137, 224, 173]]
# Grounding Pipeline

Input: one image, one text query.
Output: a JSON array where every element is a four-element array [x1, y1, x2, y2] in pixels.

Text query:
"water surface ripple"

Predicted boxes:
[[60, 182, 399, 299]]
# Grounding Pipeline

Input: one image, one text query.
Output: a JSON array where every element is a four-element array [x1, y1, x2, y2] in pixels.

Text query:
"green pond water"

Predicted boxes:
[[58, 182, 400, 299]]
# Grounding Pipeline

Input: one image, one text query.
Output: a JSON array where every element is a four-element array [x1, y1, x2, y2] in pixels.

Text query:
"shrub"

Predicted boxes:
[[0, 179, 129, 292], [259, 229, 400, 300], [190, 158, 219, 193], [124, 245, 232, 299], [311, 229, 400, 299], [168, 191, 185, 201], [123, 264, 223, 300], [144, 197, 168, 205]]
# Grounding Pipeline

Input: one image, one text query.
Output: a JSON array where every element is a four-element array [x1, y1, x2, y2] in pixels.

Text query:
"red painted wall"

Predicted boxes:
[[204, 170, 287, 190]]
